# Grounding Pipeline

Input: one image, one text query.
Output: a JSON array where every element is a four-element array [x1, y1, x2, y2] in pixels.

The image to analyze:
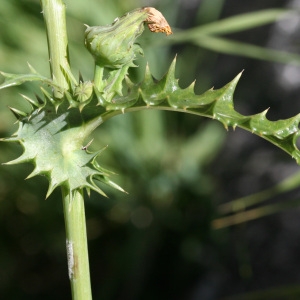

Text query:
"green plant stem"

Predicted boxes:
[[41, 1, 93, 299], [41, 0, 71, 97], [94, 63, 104, 91], [62, 189, 92, 300]]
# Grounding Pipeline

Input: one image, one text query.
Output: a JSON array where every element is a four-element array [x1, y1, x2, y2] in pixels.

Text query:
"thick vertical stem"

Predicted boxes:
[[40, 1, 93, 299], [41, 0, 71, 97], [62, 189, 93, 300]]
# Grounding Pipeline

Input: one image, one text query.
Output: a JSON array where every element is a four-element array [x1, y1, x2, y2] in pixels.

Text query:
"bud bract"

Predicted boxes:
[[85, 9, 148, 69]]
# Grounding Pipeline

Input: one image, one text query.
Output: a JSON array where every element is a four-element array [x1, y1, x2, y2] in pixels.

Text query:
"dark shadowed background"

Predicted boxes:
[[1, 0, 300, 299]]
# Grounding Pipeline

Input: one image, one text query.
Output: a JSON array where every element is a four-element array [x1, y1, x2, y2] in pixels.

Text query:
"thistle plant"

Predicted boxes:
[[1, 0, 300, 299]]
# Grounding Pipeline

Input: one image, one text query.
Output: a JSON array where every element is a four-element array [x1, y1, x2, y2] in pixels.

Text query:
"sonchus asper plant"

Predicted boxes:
[[1, 1, 300, 299], [2, 5, 300, 199]]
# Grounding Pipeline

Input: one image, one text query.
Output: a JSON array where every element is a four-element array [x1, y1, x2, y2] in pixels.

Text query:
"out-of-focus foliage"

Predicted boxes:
[[2, 0, 300, 299]]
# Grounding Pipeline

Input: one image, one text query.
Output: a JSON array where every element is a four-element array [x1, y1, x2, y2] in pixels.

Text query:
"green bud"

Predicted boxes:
[[74, 81, 93, 102], [84, 8, 148, 69]]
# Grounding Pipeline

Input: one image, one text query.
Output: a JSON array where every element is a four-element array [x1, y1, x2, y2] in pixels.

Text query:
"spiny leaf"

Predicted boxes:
[[0, 71, 59, 90], [249, 111, 300, 138], [100, 58, 300, 165], [8, 107, 28, 122], [3, 56, 300, 200], [2, 98, 123, 199]]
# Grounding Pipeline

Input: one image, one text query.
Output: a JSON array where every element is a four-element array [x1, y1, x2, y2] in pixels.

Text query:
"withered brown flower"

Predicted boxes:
[[143, 7, 172, 36]]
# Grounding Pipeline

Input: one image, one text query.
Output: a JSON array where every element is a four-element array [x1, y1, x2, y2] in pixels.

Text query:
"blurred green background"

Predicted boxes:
[[2, 0, 300, 299]]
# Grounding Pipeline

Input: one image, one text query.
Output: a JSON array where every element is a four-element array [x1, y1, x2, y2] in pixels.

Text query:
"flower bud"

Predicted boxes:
[[74, 81, 93, 102], [84, 8, 148, 69]]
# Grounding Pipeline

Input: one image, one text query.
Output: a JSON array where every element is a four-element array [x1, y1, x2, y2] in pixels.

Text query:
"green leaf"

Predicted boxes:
[[0, 71, 62, 90], [2, 97, 123, 199], [101, 58, 300, 165], [3, 57, 300, 199]]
